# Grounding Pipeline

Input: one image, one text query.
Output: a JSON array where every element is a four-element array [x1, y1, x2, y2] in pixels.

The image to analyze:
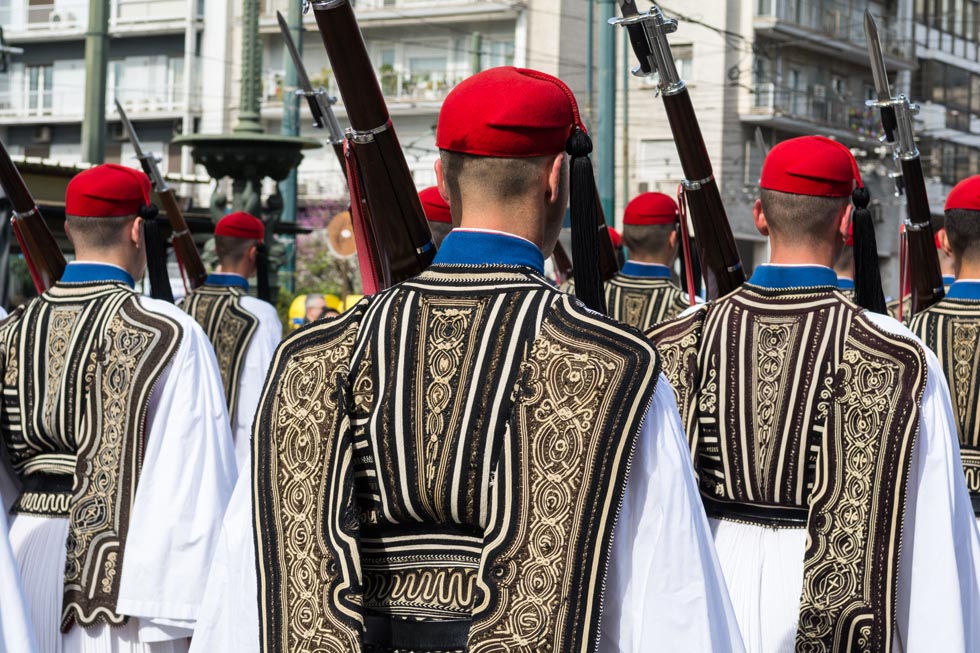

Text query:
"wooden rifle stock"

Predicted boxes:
[[154, 187, 207, 290], [312, 0, 435, 290], [595, 194, 620, 281], [901, 156, 944, 314], [661, 90, 744, 299], [0, 140, 65, 292]]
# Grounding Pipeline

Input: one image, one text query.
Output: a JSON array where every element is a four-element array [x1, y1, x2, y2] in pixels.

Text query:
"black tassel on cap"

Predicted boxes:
[[143, 215, 175, 303], [566, 129, 606, 314], [256, 243, 271, 302], [852, 186, 886, 314]]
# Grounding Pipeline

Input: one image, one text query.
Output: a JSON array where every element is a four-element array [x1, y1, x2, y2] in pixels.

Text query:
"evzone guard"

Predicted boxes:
[[0, 164, 236, 652], [191, 66, 742, 653], [180, 211, 282, 471], [649, 136, 980, 650], [911, 175, 980, 521]]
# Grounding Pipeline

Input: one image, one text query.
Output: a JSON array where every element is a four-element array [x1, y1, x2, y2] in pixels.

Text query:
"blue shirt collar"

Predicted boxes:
[[944, 275, 956, 287], [432, 229, 544, 274], [621, 261, 672, 279], [946, 280, 980, 300], [837, 277, 854, 290], [206, 273, 249, 291], [747, 264, 838, 290], [60, 262, 135, 288]]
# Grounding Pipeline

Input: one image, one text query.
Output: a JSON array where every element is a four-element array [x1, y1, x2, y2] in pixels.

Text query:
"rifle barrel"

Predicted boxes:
[[901, 156, 944, 314]]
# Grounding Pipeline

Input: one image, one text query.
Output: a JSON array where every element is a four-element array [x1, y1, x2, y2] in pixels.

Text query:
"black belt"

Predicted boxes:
[[22, 471, 74, 494], [362, 613, 470, 652], [702, 496, 808, 528]]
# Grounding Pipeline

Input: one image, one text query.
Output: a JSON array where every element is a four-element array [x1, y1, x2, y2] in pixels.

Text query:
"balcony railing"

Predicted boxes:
[[756, 0, 911, 59], [0, 90, 186, 119], [752, 83, 879, 138], [262, 67, 463, 107], [113, 0, 198, 25], [0, 0, 194, 33]]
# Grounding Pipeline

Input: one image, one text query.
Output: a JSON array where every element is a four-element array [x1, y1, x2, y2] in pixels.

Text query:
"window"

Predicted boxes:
[[484, 39, 514, 69], [26, 64, 52, 114]]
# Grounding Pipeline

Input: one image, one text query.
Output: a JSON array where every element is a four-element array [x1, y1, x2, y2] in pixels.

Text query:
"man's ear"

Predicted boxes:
[[130, 217, 144, 248], [545, 152, 564, 205], [434, 158, 457, 225], [838, 203, 854, 243], [752, 198, 769, 237], [249, 244, 259, 265], [668, 228, 678, 251], [941, 228, 954, 256]]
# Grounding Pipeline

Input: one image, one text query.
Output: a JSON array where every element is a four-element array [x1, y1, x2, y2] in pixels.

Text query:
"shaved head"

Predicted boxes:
[[760, 189, 850, 246]]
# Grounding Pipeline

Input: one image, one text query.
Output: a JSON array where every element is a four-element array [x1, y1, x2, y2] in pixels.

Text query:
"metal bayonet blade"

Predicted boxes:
[[864, 10, 892, 102], [276, 11, 316, 95], [114, 99, 145, 159], [619, 0, 641, 17]]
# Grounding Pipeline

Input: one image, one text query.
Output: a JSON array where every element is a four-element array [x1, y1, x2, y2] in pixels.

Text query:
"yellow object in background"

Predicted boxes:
[[324, 294, 343, 313], [344, 295, 363, 311], [288, 295, 307, 330]]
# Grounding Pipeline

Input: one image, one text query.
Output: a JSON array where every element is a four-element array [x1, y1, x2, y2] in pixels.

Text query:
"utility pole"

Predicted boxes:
[[596, 0, 616, 225], [470, 32, 483, 75], [281, 0, 302, 223], [82, 0, 110, 164]]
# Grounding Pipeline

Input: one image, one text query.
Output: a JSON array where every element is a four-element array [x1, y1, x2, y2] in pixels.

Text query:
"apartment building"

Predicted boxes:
[[0, 0, 205, 173]]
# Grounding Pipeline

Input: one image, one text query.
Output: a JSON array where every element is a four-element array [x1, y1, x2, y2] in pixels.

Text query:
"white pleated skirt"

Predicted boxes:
[[8, 514, 188, 653]]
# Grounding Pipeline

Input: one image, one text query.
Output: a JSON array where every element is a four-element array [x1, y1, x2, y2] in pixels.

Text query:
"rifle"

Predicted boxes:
[[310, 0, 435, 293], [276, 10, 346, 176], [595, 195, 620, 280], [865, 11, 943, 317], [0, 139, 66, 292], [116, 99, 208, 293], [612, 2, 744, 299]]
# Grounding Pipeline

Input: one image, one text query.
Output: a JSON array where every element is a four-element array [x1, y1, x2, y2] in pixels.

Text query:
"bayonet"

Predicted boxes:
[[276, 10, 344, 145], [115, 99, 208, 291], [865, 10, 898, 143], [864, 11, 943, 316]]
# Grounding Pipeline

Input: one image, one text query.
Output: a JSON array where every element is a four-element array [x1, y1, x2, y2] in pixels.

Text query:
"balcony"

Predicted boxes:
[[754, 0, 913, 68], [742, 83, 880, 143], [258, 0, 516, 31], [0, 89, 188, 123], [1, 0, 198, 40]]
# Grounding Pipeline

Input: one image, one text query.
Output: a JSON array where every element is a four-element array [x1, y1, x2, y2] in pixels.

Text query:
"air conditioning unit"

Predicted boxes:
[[110, 122, 126, 141], [49, 11, 76, 26], [31, 125, 51, 144]]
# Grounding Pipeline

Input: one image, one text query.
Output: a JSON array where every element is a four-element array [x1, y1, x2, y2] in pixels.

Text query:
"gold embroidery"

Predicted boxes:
[[422, 307, 474, 488], [751, 319, 798, 496], [952, 321, 980, 435], [42, 306, 82, 437]]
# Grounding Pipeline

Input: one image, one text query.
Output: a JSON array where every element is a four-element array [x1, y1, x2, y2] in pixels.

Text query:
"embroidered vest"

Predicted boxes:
[[182, 284, 259, 425], [649, 285, 926, 652], [911, 298, 980, 508], [564, 275, 689, 330], [254, 268, 660, 653], [0, 282, 181, 631]]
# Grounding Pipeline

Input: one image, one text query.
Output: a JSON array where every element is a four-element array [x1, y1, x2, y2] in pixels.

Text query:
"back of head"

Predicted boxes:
[[65, 164, 155, 276], [759, 135, 885, 312], [622, 192, 678, 264], [944, 176, 980, 269], [214, 211, 264, 271], [436, 66, 606, 312]]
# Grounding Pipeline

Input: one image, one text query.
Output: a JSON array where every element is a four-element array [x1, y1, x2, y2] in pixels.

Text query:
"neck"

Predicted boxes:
[[768, 238, 837, 269], [956, 257, 980, 280], [72, 249, 140, 281], [629, 251, 672, 266], [458, 206, 548, 253], [216, 260, 254, 278]]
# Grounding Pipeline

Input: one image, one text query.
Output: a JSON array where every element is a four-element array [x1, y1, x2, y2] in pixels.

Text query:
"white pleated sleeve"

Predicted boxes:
[[232, 298, 281, 471], [114, 299, 238, 641], [599, 374, 744, 653], [0, 502, 36, 653]]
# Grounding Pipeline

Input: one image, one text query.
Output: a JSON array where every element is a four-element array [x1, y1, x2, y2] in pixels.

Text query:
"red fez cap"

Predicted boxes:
[[623, 192, 679, 226], [608, 227, 622, 249], [215, 212, 265, 241], [436, 66, 586, 158], [760, 136, 862, 198], [419, 187, 451, 224], [945, 175, 980, 211], [66, 164, 152, 218]]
